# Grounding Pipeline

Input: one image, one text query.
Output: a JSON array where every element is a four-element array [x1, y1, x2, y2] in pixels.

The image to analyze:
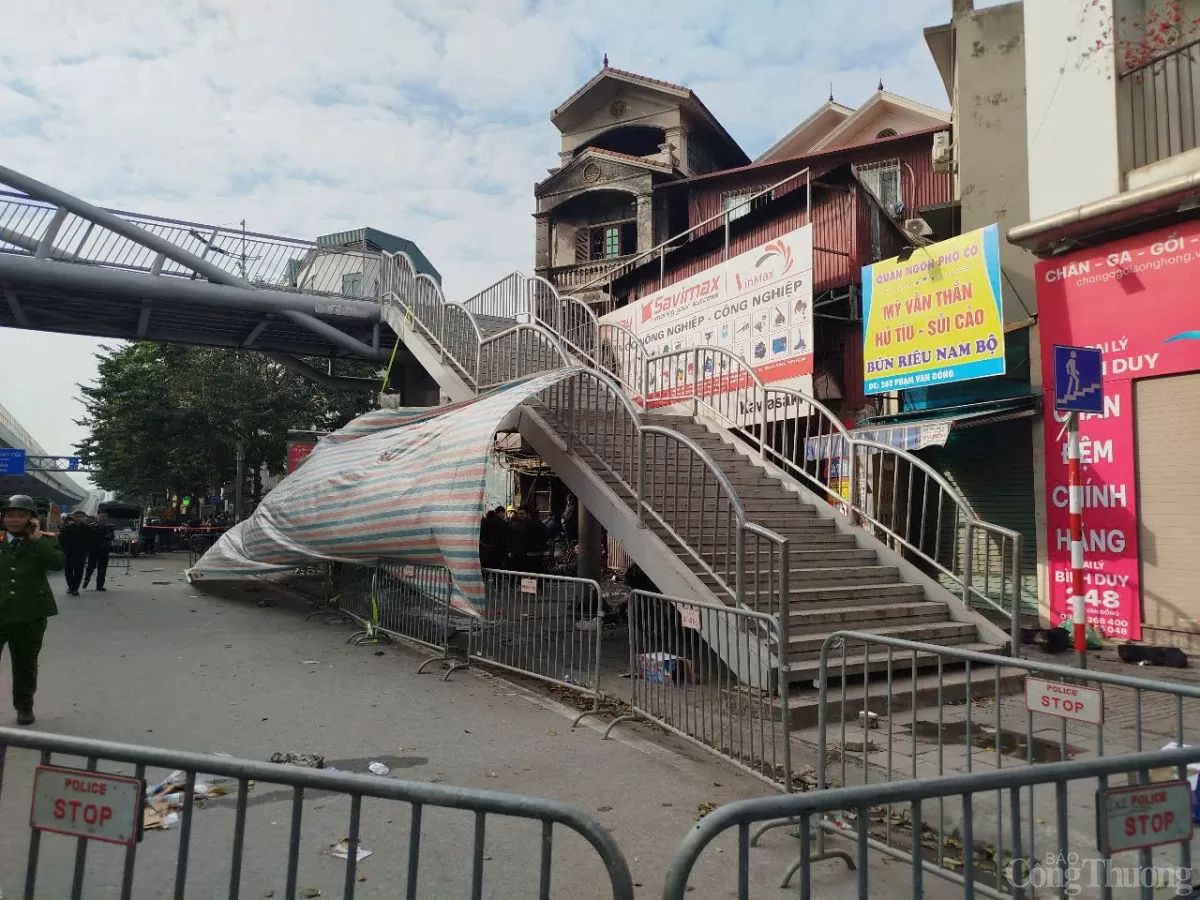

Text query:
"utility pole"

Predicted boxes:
[[234, 440, 245, 523]]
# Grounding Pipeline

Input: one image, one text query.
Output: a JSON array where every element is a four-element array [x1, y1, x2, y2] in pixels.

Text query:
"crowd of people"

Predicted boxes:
[[479, 503, 558, 574], [57, 510, 115, 595]]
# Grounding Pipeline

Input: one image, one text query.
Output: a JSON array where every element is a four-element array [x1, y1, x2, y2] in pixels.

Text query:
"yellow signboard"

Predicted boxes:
[[862, 224, 1005, 395]]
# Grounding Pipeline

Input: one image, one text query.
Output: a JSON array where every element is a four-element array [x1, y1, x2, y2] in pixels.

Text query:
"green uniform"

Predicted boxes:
[[0, 533, 63, 713]]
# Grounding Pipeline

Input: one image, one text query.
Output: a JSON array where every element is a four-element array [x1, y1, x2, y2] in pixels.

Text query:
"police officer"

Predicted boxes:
[[0, 494, 64, 725]]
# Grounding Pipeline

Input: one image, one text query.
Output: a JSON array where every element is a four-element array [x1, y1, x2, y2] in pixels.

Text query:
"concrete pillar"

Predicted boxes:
[[636, 194, 654, 253], [577, 505, 604, 582], [535, 215, 552, 271]]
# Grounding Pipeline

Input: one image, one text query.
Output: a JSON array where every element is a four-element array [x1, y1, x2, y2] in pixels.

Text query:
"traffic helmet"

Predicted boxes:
[[4, 495, 37, 514]]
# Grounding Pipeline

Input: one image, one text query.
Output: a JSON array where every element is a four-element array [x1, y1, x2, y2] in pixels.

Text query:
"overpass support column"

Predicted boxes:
[[578, 505, 604, 582]]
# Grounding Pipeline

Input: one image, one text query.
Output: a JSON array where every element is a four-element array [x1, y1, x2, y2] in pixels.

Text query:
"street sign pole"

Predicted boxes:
[[1053, 344, 1105, 672], [1066, 411, 1087, 670]]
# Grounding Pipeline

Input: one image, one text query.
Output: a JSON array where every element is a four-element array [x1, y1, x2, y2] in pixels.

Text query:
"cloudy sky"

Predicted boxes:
[[0, 0, 1008, 483]]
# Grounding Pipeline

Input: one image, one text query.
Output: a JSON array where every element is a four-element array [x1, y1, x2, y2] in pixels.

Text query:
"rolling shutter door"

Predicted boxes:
[[1134, 372, 1200, 636], [921, 418, 1039, 614]]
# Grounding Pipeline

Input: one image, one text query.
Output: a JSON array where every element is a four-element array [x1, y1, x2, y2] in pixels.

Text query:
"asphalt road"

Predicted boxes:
[[0, 555, 955, 899]]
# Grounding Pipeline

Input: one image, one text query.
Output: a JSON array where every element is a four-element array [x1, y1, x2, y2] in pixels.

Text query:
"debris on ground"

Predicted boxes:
[[696, 801, 717, 819], [302, 660, 320, 665], [271, 752, 326, 769], [367, 762, 390, 776], [329, 839, 373, 862], [143, 770, 227, 830]]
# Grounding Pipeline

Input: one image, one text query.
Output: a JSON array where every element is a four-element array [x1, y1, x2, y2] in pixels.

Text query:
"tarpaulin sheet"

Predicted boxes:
[[187, 369, 580, 614]]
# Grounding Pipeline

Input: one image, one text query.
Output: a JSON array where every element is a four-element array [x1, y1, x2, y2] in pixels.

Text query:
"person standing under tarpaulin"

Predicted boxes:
[[0, 494, 64, 725]]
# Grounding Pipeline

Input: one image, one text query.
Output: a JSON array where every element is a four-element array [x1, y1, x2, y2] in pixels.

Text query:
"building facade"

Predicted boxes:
[[534, 64, 750, 303], [1009, 0, 1200, 646]]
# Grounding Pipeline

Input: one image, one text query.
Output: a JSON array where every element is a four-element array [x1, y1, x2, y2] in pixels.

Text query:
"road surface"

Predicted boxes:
[[0, 554, 955, 898]]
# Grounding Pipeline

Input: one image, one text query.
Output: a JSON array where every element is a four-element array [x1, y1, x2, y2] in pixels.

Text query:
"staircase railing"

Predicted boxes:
[[379, 247, 1020, 646], [381, 251, 572, 390], [643, 345, 1023, 646], [529, 369, 790, 626]]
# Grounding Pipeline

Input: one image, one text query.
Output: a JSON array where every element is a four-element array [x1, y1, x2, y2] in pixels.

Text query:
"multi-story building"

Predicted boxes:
[[533, 63, 750, 303], [597, 86, 953, 421], [1005, 0, 1200, 646]]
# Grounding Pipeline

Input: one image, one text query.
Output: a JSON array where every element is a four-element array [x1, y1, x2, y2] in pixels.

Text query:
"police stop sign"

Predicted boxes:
[[1099, 781, 1194, 854], [30, 765, 143, 846]]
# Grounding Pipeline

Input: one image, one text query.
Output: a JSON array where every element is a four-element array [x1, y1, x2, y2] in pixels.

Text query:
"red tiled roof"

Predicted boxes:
[[604, 66, 689, 95], [656, 124, 948, 190], [552, 66, 691, 118]]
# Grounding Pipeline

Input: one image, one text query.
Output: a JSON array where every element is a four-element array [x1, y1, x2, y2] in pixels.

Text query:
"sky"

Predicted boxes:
[[0, 0, 1012, 485]]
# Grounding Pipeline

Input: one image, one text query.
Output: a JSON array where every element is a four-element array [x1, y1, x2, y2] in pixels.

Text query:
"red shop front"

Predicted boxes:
[[1037, 219, 1200, 645]]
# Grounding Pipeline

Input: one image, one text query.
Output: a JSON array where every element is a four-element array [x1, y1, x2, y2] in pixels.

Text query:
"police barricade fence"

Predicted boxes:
[[662, 743, 1200, 900], [333, 562, 609, 712], [800, 630, 1200, 897], [458, 568, 606, 719], [333, 559, 461, 657], [0, 726, 635, 899], [605, 589, 793, 791]]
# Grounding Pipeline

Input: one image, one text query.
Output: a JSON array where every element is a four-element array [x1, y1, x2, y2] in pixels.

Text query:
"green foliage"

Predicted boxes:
[[76, 344, 377, 506]]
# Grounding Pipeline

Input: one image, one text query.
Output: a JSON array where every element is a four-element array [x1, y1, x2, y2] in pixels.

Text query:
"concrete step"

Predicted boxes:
[[757, 565, 903, 588], [760, 549, 880, 569], [783, 602, 951, 634], [744, 582, 927, 609], [784, 641, 1008, 685], [787, 621, 978, 662], [778, 663, 1025, 729], [699, 565, 901, 591]]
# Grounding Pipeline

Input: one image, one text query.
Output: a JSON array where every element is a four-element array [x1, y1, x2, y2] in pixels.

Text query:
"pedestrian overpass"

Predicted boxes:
[[0, 398, 88, 508], [0, 164, 1022, 713]]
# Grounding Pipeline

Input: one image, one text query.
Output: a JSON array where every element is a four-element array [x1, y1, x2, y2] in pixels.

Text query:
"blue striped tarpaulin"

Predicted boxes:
[[187, 369, 581, 615]]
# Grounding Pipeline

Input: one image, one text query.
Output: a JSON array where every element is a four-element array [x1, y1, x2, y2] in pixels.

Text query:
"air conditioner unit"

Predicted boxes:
[[904, 217, 934, 238], [932, 131, 953, 173]]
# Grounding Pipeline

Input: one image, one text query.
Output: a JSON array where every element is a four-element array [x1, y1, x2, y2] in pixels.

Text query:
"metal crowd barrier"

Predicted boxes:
[[663, 743, 1200, 900], [606, 590, 792, 790], [0, 726, 635, 899], [803, 630, 1200, 896], [464, 569, 605, 718]]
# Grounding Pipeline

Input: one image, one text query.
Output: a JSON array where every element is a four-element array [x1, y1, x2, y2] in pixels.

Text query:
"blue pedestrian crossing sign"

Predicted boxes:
[[1053, 345, 1104, 413]]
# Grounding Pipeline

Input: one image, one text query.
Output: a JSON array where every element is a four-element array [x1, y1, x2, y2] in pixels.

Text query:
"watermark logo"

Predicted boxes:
[[1005, 852, 1195, 896]]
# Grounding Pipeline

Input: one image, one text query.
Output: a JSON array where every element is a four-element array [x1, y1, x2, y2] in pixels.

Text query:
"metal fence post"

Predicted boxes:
[[777, 538, 792, 791], [962, 518, 975, 609], [1009, 532, 1023, 657], [636, 430, 646, 526], [734, 527, 746, 607], [566, 379, 575, 453]]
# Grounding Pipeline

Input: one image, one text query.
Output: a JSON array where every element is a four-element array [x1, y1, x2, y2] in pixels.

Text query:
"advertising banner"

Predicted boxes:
[[286, 441, 317, 475], [599, 225, 814, 424], [861, 224, 1006, 395], [1037, 218, 1200, 641]]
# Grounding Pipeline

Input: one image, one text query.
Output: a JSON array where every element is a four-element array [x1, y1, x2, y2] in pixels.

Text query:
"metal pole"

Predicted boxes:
[[1067, 412, 1088, 670], [723, 213, 730, 262], [234, 441, 245, 524]]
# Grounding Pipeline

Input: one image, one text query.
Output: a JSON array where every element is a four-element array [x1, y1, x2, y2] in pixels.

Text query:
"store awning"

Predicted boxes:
[[806, 396, 1038, 460]]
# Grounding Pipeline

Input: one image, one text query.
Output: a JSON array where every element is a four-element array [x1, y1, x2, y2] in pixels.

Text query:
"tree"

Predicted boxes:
[[76, 344, 378, 510]]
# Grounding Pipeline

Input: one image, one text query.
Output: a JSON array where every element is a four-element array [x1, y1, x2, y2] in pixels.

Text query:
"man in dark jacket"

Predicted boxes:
[[0, 494, 65, 725], [57, 510, 90, 596], [83, 511, 115, 591]]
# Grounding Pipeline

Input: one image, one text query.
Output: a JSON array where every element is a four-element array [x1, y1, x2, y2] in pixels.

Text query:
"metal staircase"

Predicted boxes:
[[374, 251, 1023, 708], [0, 158, 1021, 713]]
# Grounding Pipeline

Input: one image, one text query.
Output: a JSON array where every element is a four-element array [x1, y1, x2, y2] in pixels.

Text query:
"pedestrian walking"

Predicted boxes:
[[58, 510, 91, 596], [82, 510, 114, 591], [0, 494, 65, 725]]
